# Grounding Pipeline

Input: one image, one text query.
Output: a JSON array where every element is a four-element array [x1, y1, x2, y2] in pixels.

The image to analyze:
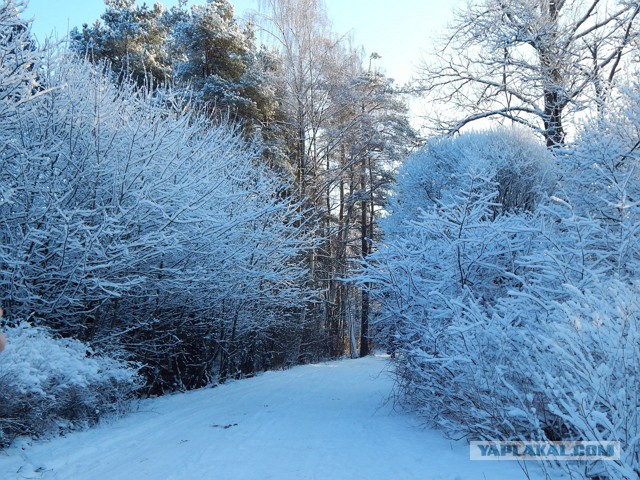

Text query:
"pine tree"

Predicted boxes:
[[71, 0, 170, 87]]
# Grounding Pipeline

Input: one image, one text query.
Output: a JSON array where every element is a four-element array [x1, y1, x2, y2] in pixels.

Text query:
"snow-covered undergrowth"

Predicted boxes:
[[361, 125, 640, 479], [0, 356, 548, 480], [0, 323, 140, 447]]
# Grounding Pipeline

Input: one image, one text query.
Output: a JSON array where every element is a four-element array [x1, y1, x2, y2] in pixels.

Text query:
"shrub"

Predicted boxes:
[[0, 322, 141, 447], [361, 124, 640, 478]]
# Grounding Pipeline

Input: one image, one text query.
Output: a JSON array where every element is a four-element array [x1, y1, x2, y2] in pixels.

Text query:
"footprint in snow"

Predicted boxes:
[[211, 423, 238, 429]]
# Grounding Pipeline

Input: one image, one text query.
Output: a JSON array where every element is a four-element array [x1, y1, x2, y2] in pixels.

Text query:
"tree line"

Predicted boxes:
[[68, 0, 419, 363], [0, 0, 416, 407]]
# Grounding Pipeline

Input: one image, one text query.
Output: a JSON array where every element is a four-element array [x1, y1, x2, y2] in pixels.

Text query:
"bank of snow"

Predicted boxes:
[[0, 356, 547, 479]]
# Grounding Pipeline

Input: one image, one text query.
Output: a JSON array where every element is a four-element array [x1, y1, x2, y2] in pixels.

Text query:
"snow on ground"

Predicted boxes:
[[0, 356, 549, 480]]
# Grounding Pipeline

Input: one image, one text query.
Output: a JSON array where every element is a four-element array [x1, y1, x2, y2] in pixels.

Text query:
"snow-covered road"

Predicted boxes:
[[1, 356, 545, 479]]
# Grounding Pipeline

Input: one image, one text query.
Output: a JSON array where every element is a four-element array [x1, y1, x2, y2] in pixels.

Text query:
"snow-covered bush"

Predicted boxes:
[[0, 48, 314, 392], [386, 129, 556, 225], [0, 322, 141, 447], [528, 280, 640, 479], [362, 123, 640, 478], [366, 128, 556, 353], [0, 0, 314, 393], [360, 129, 556, 435], [396, 274, 640, 479]]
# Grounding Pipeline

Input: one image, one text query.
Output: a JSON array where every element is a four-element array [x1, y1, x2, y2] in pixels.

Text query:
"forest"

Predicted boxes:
[[1, 0, 639, 479]]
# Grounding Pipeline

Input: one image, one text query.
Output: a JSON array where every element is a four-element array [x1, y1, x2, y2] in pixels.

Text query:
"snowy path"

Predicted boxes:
[[1, 356, 545, 480]]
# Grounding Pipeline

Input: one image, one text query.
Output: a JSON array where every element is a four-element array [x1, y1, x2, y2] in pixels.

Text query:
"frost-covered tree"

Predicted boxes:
[[258, 0, 418, 356], [71, 0, 170, 86], [418, 0, 640, 147], [565, 82, 640, 278], [72, 0, 280, 137], [257, 0, 344, 199], [0, 2, 142, 447], [327, 65, 418, 356], [171, 0, 278, 130]]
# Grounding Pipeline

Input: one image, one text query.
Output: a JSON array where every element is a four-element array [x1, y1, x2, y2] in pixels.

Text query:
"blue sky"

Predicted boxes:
[[24, 0, 462, 85]]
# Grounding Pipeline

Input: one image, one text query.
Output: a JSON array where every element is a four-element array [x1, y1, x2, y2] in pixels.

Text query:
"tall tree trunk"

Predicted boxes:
[[543, 90, 565, 148], [359, 157, 370, 357]]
